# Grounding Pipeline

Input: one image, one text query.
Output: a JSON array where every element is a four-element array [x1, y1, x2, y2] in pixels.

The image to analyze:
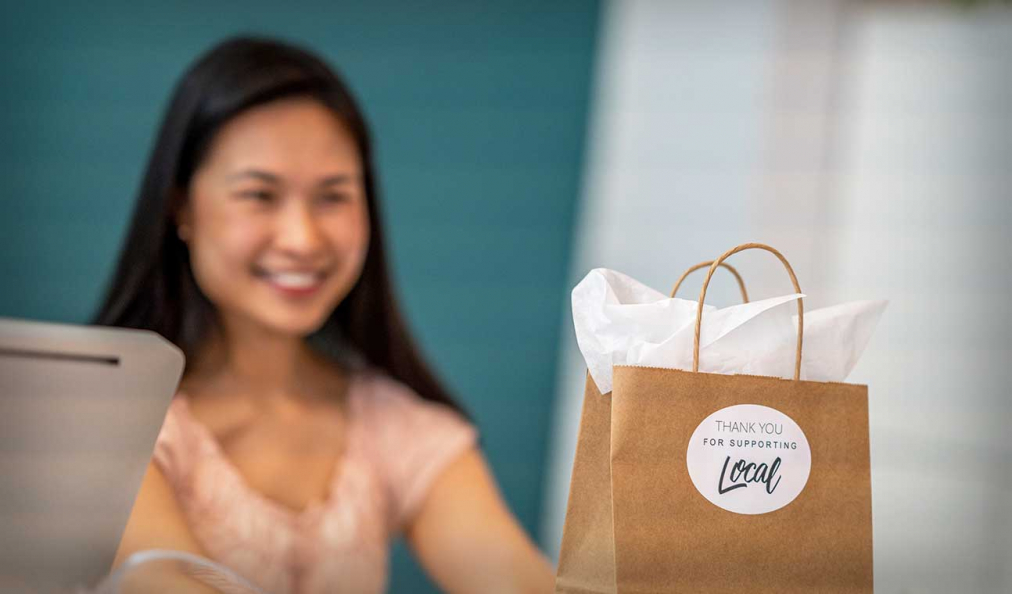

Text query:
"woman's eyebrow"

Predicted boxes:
[[225, 170, 356, 186], [226, 169, 281, 184], [317, 174, 357, 187]]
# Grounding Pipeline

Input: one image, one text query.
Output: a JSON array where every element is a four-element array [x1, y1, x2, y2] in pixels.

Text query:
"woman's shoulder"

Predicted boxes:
[[345, 365, 476, 455], [349, 366, 464, 421], [151, 395, 207, 485]]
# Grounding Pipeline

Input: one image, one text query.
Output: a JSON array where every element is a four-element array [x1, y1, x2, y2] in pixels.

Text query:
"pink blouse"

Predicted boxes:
[[152, 368, 477, 594]]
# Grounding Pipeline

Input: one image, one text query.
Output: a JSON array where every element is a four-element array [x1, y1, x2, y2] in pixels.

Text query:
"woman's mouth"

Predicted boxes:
[[254, 267, 329, 297]]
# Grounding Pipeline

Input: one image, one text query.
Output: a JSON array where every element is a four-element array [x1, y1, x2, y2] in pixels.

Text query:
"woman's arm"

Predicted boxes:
[[111, 461, 219, 593], [114, 461, 206, 565], [405, 448, 556, 594]]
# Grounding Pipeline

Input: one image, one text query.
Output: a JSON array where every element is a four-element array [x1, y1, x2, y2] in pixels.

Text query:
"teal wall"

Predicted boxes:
[[0, 2, 600, 591]]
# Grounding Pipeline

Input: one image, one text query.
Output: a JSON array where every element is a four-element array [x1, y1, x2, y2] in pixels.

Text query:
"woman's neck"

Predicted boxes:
[[185, 317, 338, 402]]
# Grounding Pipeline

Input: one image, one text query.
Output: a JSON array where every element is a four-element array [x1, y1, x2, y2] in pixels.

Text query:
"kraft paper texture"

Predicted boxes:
[[555, 366, 873, 593]]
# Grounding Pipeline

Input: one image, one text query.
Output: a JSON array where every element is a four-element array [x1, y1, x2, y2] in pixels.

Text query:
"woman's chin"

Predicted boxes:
[[248, 311, 331, 339]]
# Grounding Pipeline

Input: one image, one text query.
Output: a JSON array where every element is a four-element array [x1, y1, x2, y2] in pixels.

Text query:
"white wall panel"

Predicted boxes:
[[541, 0, 779, 558]]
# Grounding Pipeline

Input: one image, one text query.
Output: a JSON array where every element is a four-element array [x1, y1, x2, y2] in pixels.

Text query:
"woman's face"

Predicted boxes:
[[178, 97, 370, 339]]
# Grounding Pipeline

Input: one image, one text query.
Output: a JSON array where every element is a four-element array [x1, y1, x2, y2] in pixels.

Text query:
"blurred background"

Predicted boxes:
[[2, 0, 1010, 592]]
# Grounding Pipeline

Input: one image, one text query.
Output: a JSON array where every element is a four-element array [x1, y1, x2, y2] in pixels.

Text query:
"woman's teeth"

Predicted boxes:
[[264, 271, 321, 289]]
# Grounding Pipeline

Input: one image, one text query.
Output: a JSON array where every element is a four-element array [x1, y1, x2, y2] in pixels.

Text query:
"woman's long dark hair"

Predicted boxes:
[[92, 36, 467, 417]]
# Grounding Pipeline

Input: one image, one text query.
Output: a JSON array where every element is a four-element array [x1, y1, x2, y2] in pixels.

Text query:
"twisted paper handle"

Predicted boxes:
[[671, 261, 750, 303], [692, 243, 804, 380]]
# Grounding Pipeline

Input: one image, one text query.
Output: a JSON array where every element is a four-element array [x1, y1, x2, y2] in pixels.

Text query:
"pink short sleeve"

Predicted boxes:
[[359, 373, 478, 531], [152, 397, 198, 487]]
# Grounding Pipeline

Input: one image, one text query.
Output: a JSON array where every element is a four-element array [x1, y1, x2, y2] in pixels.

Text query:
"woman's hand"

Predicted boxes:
[[406, 448, 556, 594]]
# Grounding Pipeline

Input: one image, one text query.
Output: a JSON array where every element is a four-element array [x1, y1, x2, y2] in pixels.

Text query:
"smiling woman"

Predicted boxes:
[[92, 36, 554, 594], [178, 97, 370, 339]]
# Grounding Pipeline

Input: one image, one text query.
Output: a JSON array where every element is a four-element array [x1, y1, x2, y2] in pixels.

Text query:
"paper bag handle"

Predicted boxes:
[[671, 261, 750, 302], [693, 243, 804, 381]]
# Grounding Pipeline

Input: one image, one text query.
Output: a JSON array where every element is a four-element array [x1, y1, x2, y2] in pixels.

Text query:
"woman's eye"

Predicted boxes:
[[238, 189, 275, 202], [319, 192, 350, 204]]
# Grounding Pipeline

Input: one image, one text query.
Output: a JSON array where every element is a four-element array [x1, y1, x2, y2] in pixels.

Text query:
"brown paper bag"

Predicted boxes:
[[556, 243, 873, 593], [555, 261, 751, 594], [555, 372, 619, 594]]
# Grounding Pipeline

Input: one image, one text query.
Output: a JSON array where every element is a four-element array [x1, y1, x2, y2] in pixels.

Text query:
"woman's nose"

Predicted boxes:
[[274, 201, 324, 255]]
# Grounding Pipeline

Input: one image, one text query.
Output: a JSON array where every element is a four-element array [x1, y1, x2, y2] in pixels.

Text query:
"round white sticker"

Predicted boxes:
[[686, 404, 811, 515]]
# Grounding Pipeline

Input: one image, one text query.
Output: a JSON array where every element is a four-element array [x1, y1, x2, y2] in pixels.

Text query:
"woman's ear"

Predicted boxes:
[[174, 192, 193, 243]]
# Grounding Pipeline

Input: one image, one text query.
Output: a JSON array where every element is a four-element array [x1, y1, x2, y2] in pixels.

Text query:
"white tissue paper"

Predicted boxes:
[[572, 268, 887, 394]]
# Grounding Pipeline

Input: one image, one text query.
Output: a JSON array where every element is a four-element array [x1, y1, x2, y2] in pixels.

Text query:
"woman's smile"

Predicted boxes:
[[253, 266, 332, 298]]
